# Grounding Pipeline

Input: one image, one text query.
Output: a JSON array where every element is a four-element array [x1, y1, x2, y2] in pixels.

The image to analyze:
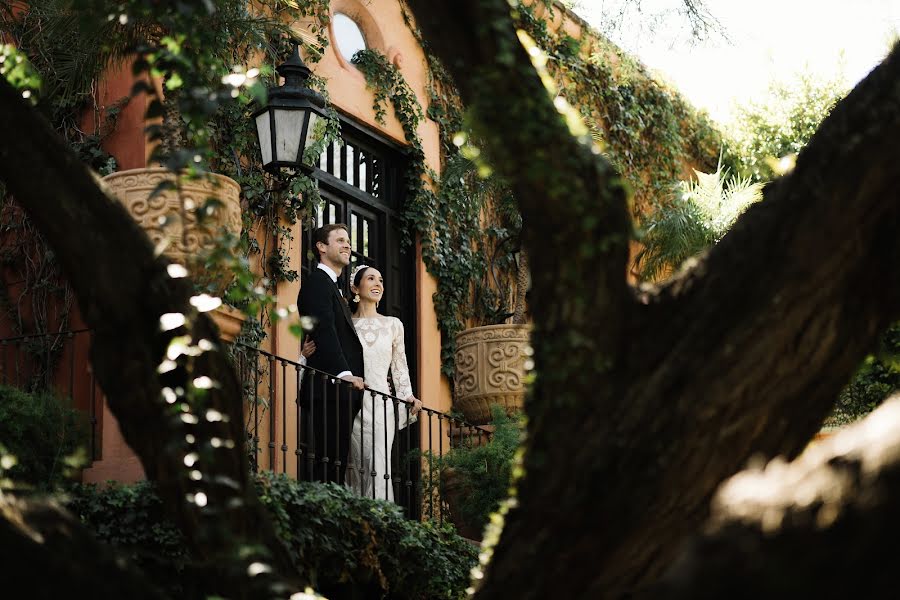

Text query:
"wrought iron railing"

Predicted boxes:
[[0, 330, 492, 523], [234, 343, 492, 522]]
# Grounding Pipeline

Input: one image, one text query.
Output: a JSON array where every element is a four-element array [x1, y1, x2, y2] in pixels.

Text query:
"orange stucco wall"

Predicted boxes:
[[80, 62, 150, 484], [22, 0, 712, 482], [278, 0, 448, 414], [258, 0, 449, 474]]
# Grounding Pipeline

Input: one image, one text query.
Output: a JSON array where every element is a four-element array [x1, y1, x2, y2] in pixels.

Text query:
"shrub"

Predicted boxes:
[[67, 474, 476, 599], [829, 322, 900, 425], [0, 384, 87, 489], [436, 405, 524, 537], [635, 164, 763, 281], [728, 67, 848, 182]]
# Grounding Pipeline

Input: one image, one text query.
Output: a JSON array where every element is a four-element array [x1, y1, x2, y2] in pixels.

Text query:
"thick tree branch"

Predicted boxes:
[[0, 78, 300, 596], [0, 491, 168, 599], [580, 44, 900, 592], [409, 1, 900, 597], [650, 394, 900, 598], [405, 0, 633, 367]]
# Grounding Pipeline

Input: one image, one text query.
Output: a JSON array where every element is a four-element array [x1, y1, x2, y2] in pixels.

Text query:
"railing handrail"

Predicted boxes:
[[234, 341, 493, 435], [0, 331, 493, 435], [0, 328, 91, 343]]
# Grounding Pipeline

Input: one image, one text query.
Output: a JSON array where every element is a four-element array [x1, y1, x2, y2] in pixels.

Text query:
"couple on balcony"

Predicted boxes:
[[297, 223, 422, 501]]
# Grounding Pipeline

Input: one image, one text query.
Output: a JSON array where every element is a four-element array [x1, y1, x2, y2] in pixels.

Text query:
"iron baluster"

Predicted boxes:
[[370, 389, 377, 499], [405, 401, 412, 518], [383, 393, 390, 501], [437, 412, 444, 526], [295, 364, 302, 480], [428, 410, 434, 520], [281, 359, 288, 473], [268, 355, 276, 471], [252, 349, 261, 473]]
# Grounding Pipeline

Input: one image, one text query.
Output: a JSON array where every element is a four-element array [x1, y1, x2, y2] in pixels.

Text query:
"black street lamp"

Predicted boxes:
[[254, 43, 327, 173]]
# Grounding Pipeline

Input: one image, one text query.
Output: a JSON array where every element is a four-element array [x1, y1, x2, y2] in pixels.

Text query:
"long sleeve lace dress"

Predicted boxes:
[[345, 315, 416, 501]]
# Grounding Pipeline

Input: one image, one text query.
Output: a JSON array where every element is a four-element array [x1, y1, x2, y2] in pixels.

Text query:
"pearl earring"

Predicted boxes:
[[353, 293, 360, 303]]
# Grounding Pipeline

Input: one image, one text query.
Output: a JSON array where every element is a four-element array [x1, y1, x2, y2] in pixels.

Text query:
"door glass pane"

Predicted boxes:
[[359, 151, 368, 193], [329, 203, 336, 224], [347, 145, 356, 187], [370, 156, 380, 197], [363, 219, 370, 257], [351, 213, 359, 252], [331, 140, 341, 178]]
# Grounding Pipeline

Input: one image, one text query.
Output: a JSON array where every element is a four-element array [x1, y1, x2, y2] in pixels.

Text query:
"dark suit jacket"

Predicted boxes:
[[297, 267, 364, 378], [297, 266, 365, 482]]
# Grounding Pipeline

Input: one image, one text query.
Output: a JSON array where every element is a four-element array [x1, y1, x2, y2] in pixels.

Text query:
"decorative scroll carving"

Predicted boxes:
[[101, 168, 242, 293], [454, 324, 530, 425], [102, 168, 241, 257]]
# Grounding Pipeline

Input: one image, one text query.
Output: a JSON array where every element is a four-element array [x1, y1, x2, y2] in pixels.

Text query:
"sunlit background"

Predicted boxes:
[[574, 0, 900, 122]]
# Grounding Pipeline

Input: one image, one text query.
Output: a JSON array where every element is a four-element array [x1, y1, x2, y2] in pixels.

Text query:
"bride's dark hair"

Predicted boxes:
[[350, 264, 379, 314]]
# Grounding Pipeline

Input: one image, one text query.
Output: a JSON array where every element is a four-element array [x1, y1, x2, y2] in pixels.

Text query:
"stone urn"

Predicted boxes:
[[102, 167, 246, 337], [102, 168, 241, 277], [454, 324, 531, 425]]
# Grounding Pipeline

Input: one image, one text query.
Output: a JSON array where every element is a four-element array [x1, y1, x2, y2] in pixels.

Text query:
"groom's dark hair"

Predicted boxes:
[[311, 223, 349, 262]]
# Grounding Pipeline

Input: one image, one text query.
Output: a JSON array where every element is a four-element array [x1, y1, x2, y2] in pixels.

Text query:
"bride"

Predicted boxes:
[[345, 264, 423, 501]]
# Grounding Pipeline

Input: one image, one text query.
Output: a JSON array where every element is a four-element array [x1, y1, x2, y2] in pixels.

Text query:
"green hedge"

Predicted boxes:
[[0, 384, 87, 489], [67, 473, 476, 599]]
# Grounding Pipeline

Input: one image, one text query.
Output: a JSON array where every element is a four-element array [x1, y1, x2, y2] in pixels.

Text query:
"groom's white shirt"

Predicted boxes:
[[314, 262, 352, 379]]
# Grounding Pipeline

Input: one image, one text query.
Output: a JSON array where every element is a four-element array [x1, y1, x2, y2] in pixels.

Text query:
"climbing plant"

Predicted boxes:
[[1, 1, 335, 344], [352, 2, 722, 379]]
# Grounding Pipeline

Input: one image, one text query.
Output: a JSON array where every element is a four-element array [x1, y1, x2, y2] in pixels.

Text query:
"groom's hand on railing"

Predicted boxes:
[[407, 395, 422, 416], [341, 374, 366, 390]]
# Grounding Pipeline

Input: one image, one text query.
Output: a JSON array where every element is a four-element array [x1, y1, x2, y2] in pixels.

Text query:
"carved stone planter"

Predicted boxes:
[[101, 167, 242, 293], [454, 324, 530, 425], [209, 304, 247, 343]]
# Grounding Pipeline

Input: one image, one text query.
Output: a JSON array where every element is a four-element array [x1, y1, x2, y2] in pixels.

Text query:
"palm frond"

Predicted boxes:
[[636, 162, 763, 281]]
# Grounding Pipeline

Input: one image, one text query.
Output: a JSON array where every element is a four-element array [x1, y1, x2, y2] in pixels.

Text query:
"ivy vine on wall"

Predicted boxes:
[[355, 2, 721, 380]]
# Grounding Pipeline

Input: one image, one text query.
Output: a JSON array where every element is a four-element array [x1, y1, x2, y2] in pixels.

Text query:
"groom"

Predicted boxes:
[[298, 223, 365, 483]]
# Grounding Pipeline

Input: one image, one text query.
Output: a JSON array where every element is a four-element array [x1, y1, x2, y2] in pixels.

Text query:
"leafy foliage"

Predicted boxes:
[[65, 480, 199, 597], [830, 322, 900, 425], [0, 385, 87, 489], [66, 474, 477, 600], [636, 164, 763, 280], [728, 67, 849, 182], [0, 44, 41, 102], [385, 5, 721, 376], [435, 405, 524, 536]]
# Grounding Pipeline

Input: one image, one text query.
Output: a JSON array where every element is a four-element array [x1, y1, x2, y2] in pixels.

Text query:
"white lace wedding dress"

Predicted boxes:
[[345, 315, 416, 501]]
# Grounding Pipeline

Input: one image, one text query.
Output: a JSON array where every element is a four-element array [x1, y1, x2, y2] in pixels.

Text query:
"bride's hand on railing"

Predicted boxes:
[[407, 395, 422, 416]]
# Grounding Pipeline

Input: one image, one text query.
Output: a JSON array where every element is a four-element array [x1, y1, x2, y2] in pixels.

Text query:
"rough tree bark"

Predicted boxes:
[[405, 0, 900, 597], [1, 1, 899, 597], [0, 77, 302, 598], [652, 394, 900, 598]]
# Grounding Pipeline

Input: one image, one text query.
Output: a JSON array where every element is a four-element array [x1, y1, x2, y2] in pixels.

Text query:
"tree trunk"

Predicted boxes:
[[2, 2, 900, 597], [404, 1, 900, 597], [650, 394, 900, 598], [0, 76, 302, 597], [0, 491, 169, 599]]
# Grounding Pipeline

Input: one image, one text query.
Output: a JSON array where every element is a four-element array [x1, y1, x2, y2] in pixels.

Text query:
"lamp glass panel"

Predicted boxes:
[[273, 108, 306, 164], [255, 112, 273, 166], [302, 112, 323, 164]]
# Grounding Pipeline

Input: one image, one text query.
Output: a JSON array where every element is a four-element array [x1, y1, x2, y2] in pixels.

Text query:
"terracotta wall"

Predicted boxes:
[[279, 0, 449, 410]]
